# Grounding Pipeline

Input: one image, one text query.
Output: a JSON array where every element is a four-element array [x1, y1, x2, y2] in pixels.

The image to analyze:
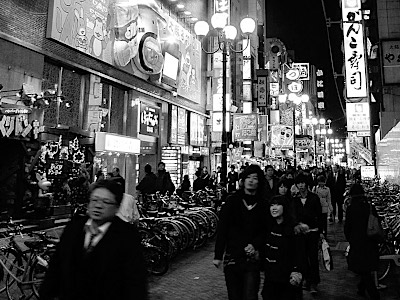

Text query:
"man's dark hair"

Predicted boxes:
[[158, 161, 165, 167], [240, 164, 266, 195], [114, 167, 120, 173], [144, 164, 152, 173], [264, 165, 274, 172], [91, 179, 124, 205], [294, 173, 309, 185]]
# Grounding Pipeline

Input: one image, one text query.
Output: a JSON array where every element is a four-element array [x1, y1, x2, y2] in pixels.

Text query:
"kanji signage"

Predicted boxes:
[[346, 102, 370, 132], [381, 40, 400, 84], [139, 103, 160, 136], [292, 63, 310, 80], [257, 77, 267, 107], [232, 113, 258, 142], [316, 69, 325, 110], [341, 0, 367, 99]]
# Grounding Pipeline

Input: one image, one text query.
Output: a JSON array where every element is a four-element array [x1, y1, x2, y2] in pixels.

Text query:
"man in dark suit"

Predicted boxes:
[[40, 179, 147, 300], [327, 164, 347, 223], [264, 165, 279, 200]]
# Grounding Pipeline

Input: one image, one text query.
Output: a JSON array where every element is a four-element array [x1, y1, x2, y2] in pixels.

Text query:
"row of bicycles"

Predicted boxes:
[[137, 190, 221, 276], [366, 181, 400, 281], [0, 219, 61, 300]]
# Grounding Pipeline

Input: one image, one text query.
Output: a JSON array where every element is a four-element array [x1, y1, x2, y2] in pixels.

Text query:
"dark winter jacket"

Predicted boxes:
[[344, 197, 379, 273], [136, 172, 157, 195], [214, 190, 268, 262], [292, 191, 322, 233], [263, 220, 306, 283], [155, 170, 175, 194]]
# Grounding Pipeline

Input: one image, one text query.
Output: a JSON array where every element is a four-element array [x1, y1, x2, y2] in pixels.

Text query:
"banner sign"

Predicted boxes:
[[270, 125, 294, 149], [139, 102, 160, 136], [382, 40, 400, 84], [232, 114, 258, 142], [316, 69, 325, 110], [47, 0, 201, 103], [341, 0, 367, 99], [190, 113, 206, 146], [346, 102, 370, 132], [169, 105, 178, 144], [257, 77, 267, 107]]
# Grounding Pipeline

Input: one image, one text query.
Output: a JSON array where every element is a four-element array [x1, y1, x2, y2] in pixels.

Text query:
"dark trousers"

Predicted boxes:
[[224, 262, 260, 300], [331, 196, 344, 221], [262, 281, 302, 300], [304, 231, 320, 286], [358, 272, 380, 300], [320, 213, 328, 237]]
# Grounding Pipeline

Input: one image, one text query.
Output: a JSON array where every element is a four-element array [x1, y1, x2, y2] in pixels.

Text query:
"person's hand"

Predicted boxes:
[[213, 259, 222, 268], [244, 244, 255, 256], [289, 272, 302, 286], [294, 223, 309, 235]]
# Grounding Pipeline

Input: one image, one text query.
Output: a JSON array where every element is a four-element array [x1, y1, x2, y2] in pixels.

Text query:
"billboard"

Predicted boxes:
[[381, 40, 400, 84], [232, 114, 258, 142], [47, 0, 201, 103], [270, 125, 294, 149]]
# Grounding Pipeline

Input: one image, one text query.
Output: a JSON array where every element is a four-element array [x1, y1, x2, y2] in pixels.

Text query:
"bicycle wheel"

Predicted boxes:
[[5, 253, 32, 300], [0, 248, 21, 294], [30, 248, 55, 298], [377, 243, 393, 281], [143, 246, 169, 276]]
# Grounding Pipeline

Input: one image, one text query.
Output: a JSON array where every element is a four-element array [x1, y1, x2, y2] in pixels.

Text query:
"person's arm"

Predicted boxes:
[[326, 187, 333, 212], [344, 206, 352, 241], [214, 198, 233, 261]]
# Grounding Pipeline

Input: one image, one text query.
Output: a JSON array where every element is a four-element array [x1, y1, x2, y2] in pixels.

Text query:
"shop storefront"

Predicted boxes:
[[94, 132, 140, 195]]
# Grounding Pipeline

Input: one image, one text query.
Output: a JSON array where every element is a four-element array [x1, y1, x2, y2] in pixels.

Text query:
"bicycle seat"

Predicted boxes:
[[24, 240, 44, 250]]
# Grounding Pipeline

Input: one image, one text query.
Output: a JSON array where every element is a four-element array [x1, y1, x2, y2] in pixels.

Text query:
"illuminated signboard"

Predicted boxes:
[[232, 113, 258, 142], [139, 103, 160, 136], [95, 132, 140, 154], [341, 0, 367, 99], [346, 102, 370, 132]]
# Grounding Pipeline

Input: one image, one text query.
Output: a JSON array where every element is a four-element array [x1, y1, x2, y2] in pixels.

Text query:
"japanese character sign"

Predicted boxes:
[[342, 0, 367, 99], [139, 103, 160, 136], [382, 40, 400, 84]]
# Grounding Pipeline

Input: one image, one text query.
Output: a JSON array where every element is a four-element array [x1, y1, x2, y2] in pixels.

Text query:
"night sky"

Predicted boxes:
[[266, 0, 347, 136]]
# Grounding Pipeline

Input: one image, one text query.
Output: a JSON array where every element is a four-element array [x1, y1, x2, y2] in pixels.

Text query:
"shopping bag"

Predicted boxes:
[[320, 237, 333, 271], [367, 204, 385, 243]]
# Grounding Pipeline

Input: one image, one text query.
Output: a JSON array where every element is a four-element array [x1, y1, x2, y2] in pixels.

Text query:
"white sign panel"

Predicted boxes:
[[346, 102, 370, 132], [361, 165, 375, 179], [95, 132, 140, 154], [342, 0, 367, 99], [212, 112, 230, 132]]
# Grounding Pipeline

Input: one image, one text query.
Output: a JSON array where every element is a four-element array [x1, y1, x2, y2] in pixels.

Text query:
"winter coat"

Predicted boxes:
[[214, 190, 268, 262], [312, 185, 333, 214], [292, 191, 322, 232], [344, 197, 379, 273], [136, 172, 157, 195]]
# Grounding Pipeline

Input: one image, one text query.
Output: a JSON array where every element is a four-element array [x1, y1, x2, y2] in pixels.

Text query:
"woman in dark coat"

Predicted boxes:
[[344, 183, 380, 300]]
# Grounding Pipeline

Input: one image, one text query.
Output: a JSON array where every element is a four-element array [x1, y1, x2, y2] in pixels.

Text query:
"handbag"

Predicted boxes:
[[367, 204, 385, 242], [320, 237, 333, 271]]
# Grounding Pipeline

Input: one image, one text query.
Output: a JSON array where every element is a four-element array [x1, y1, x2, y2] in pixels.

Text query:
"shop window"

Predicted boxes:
[[42, 62, 81, 127], [100, 83, 125, 134]]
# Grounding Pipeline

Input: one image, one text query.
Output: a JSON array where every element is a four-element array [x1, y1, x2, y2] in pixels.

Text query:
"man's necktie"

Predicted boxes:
[[85, 225, 100, 254]]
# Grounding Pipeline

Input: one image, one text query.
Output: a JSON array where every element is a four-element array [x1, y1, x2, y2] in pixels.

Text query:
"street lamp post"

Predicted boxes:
[[194, 13, 255, 184]]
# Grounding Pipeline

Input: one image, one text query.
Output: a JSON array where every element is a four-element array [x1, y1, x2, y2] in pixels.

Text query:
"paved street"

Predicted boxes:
[[0, 221, 398, 299], [149, 221, 400, 300]]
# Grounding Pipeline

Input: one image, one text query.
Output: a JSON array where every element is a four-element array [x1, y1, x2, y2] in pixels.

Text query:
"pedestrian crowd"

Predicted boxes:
[[213, 163, 380, 300], [38, 160, 379, 300]]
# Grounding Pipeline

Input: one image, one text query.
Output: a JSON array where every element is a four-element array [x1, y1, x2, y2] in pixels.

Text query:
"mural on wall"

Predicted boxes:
[[47, 0, 201, 103]]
